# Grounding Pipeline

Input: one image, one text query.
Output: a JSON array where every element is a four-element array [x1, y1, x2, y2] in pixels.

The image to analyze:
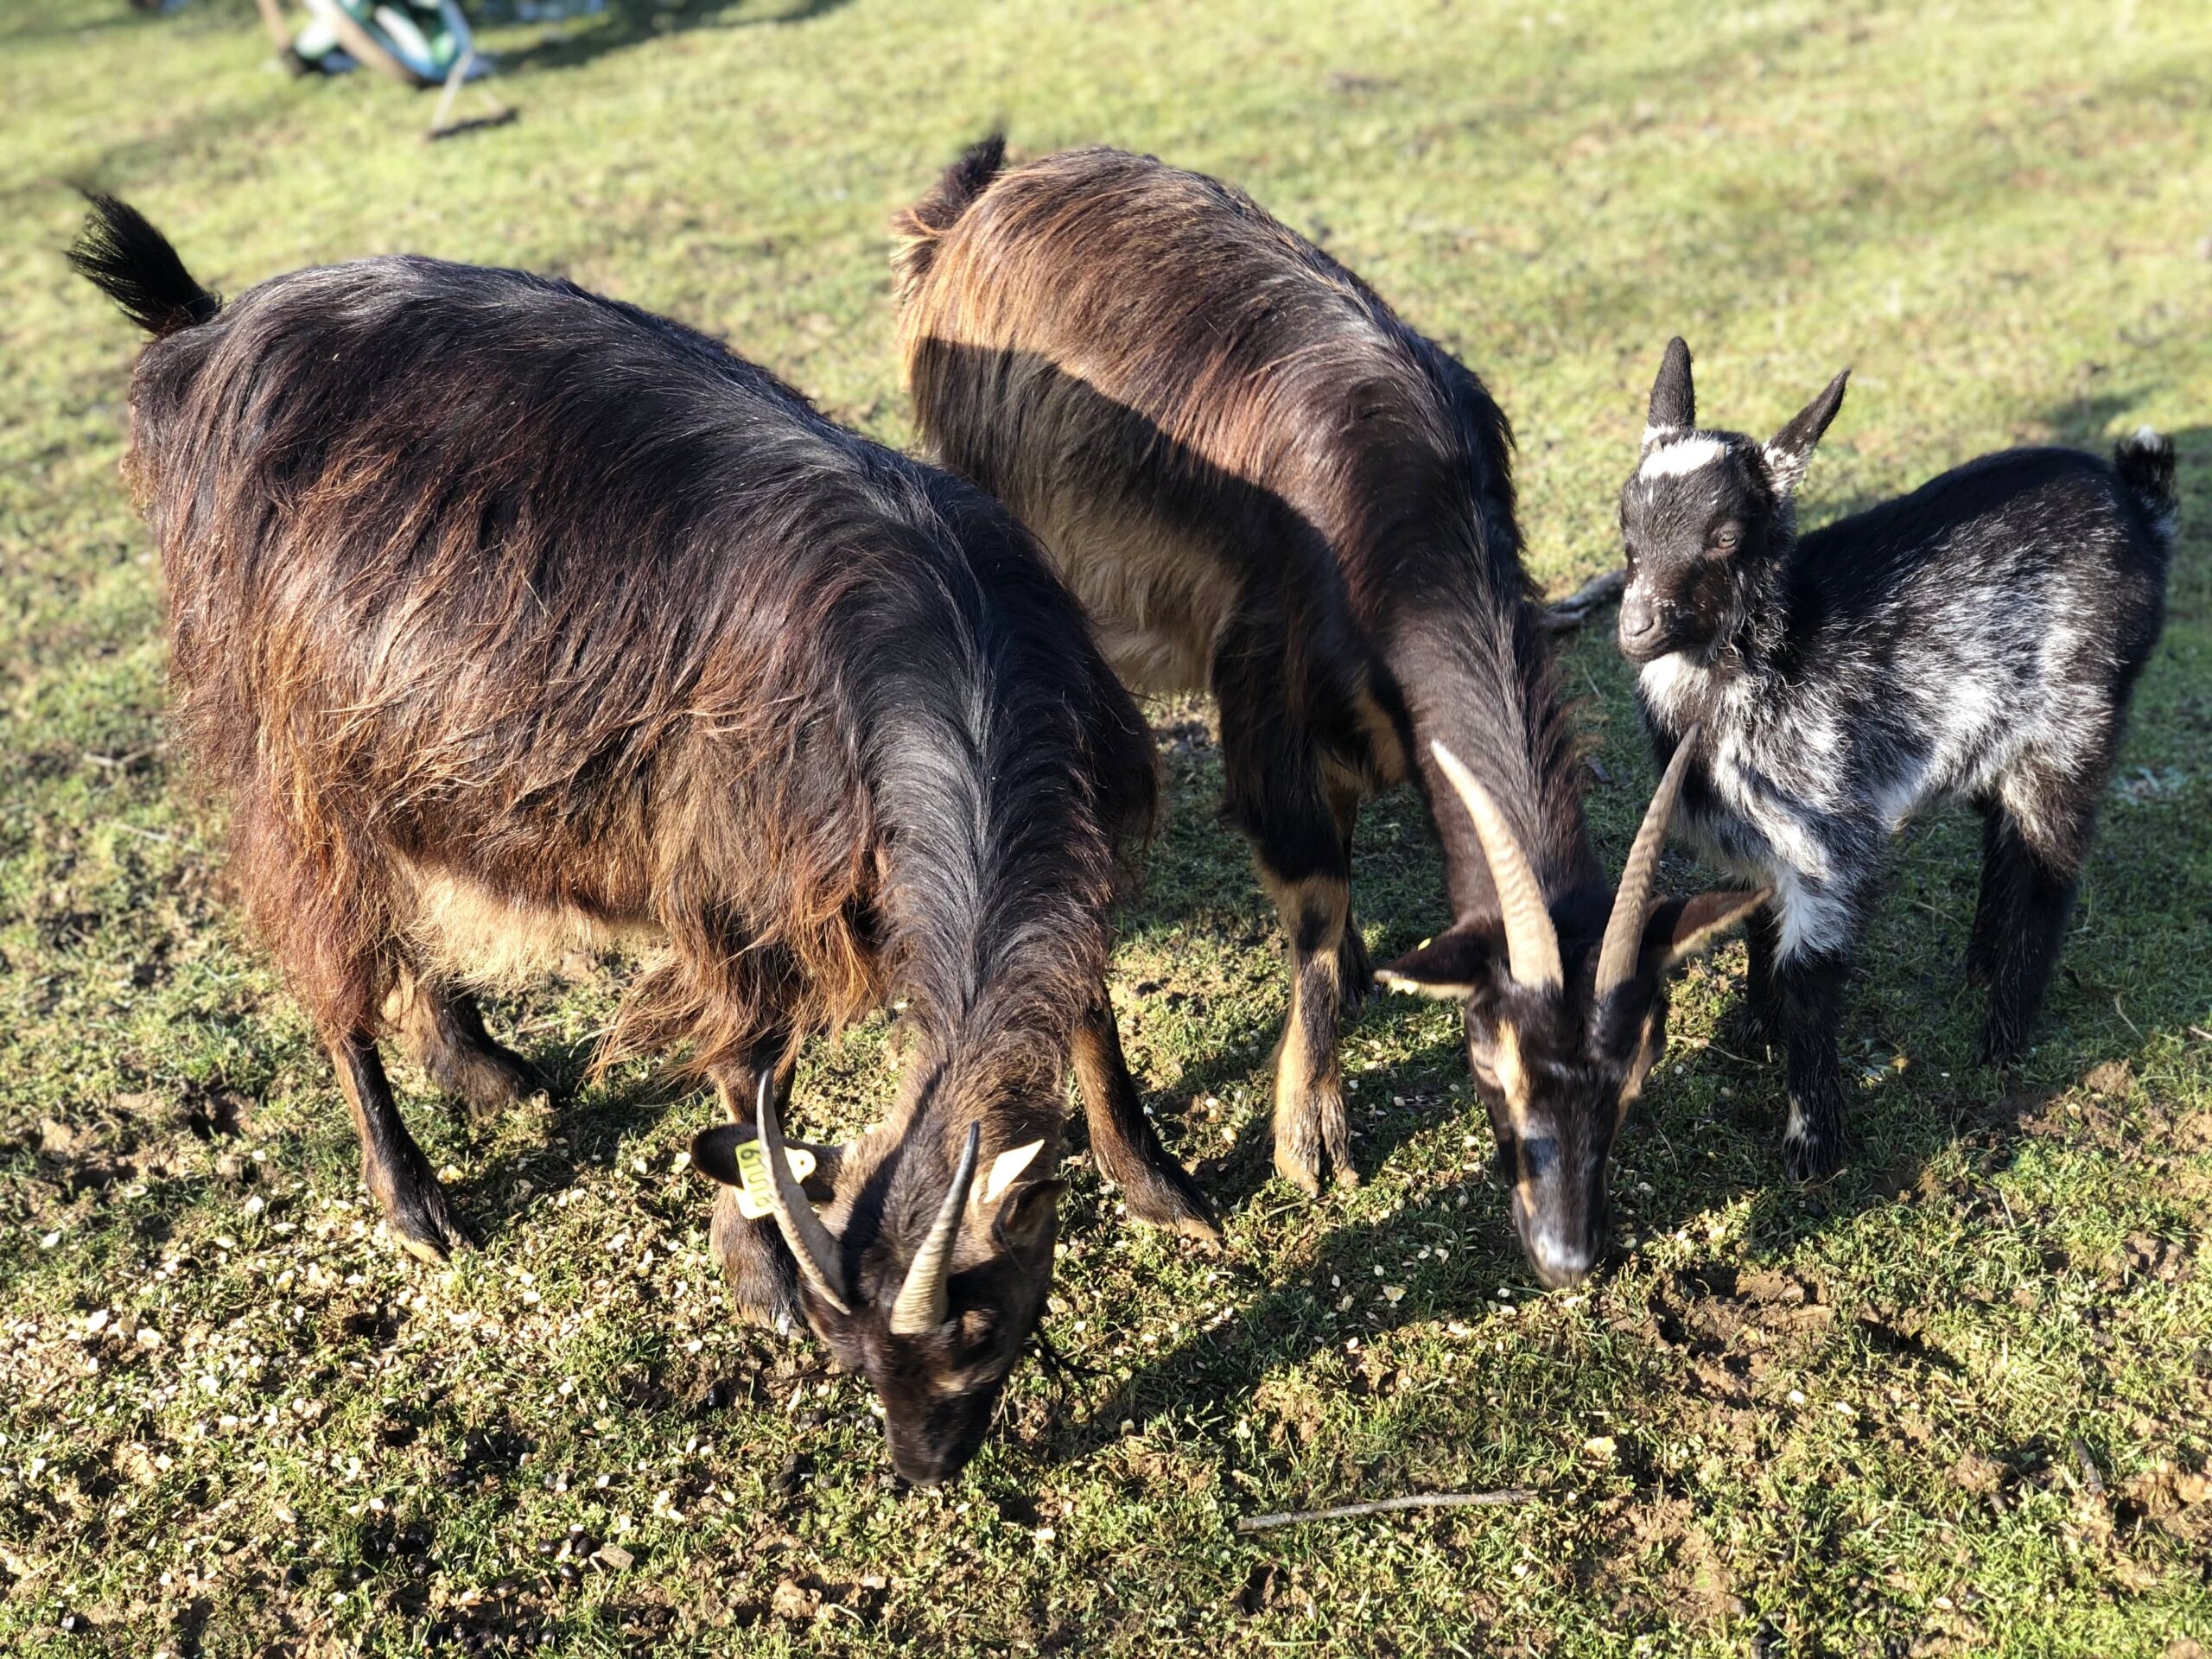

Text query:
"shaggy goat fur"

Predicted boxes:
[[1620, 337, 2176, 1178], [70, 194, 1202, 1485], [893, 142, 1763, 1287]]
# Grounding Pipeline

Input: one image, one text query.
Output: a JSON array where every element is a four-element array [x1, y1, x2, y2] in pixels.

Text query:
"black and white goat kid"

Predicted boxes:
[[1617, 338, 2176, 1179]]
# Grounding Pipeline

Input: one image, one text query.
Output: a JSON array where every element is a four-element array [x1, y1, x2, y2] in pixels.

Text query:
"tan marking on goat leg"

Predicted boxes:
[[1262, 870, 1356, 1194]]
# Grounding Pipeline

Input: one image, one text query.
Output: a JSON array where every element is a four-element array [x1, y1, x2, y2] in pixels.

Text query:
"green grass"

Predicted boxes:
[[3, 0, 2210, 1652]]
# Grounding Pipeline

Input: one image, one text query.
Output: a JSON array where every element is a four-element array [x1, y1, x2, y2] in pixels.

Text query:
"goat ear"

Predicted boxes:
[[1763, 368, 1849, 495], [1376, 923, 1496, 1001], [1644, 336, 1695, 448], [1639, 889, 1769, 972], [690, 1123, 750, 1188], [975, 1140, 1046, 1212], [990, 1178, 1065, 1254]]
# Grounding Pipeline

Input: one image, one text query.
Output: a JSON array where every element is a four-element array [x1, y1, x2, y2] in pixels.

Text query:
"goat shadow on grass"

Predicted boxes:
[[487, 0, 854, 76]]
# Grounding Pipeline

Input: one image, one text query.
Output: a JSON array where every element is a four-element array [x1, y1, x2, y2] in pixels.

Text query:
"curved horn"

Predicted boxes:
[[754, 1073, 851, 1315], [1429, 740, 1563, 990], [1592, 727, 1700, 1003], [888, 1121, 982, 1338]]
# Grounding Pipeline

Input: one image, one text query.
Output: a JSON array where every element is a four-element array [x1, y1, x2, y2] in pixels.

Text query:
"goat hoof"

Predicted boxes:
[[385, 1189, 474, 1263], [1782, 1128, 1846, 1185], [441, 1046, 548, 1120], [1272, 1141, 1326, 1198], [1123, 1166, 1224, 1246]]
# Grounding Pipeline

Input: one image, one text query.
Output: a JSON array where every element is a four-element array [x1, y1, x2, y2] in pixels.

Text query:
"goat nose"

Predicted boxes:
[[1619, 598, 1656, 639], [1532, 1248, 1593, 1290]]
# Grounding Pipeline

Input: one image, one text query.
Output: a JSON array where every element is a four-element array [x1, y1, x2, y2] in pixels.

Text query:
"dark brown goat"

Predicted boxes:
[[70, 196, 1211, 1484], [893, 142, 1764, 1287]]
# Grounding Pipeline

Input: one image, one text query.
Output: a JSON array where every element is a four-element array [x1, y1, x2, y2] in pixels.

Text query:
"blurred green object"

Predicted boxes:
[[260, 0, 480, 85]]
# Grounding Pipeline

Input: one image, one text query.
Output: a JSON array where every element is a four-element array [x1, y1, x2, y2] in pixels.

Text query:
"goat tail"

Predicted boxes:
[[2113, 427, 2178, 544], [890, 133, 1007, 307], [67, 194, 220, 339]]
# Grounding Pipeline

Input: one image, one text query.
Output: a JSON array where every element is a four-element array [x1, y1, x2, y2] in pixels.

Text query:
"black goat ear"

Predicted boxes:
[[1640, 889, 1769, 972], [1376, 923, 1496, 1001], [690, 1123, 752, 1187], [1644, 336, 1695, 446], [1764, 367, 1849, 494], [992, 1179, 1065, 1254]]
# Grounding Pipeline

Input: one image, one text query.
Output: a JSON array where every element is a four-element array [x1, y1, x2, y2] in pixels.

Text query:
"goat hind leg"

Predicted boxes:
[[1073, 993, 1219, 1243], [1977, 805, 2082, 1063], [391, 973, 544, 1119], [333, 1031, 474, 1262]]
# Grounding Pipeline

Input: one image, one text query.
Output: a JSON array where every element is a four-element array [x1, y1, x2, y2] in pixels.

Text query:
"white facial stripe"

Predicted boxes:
[[1641, 423, 1682, 451], [1637, 435, 1728, 480]]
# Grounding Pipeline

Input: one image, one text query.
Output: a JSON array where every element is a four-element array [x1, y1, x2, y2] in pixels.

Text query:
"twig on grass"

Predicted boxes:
[[1236, 1488, 1536, 1532], [1538, 567, 1626, 634]]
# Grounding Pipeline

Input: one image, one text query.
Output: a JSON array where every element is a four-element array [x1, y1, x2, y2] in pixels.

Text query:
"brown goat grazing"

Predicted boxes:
[[893, 142, 1764, 1287], [71, 195, 1212, 1484]]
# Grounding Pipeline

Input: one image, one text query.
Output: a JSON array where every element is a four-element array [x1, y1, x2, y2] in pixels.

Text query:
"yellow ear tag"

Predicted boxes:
[[733, 1138, 817, 1221]]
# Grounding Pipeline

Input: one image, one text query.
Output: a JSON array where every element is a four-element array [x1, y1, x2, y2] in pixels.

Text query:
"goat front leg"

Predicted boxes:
[[1216, 627, 1359, 1196], [1757, 873, 1871, 1182], [1775, 947, 1853, 1182], [1328, 776, 1373, 1012], [1719, 900, 1783, 1053], [706, 1039, 809, 1335], [1259, 859, 1358, 1194], [333, 1031, 474, 1262], [1071, 992, 1220, 1242]]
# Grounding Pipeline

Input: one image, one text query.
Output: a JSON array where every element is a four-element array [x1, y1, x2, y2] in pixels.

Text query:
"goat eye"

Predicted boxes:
[[1708, 524, 1740, 552]]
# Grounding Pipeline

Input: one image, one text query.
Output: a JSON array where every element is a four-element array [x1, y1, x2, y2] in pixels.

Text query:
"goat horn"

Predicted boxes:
[[753, 1073, 851, 1315], [1592, 728, 1700, 1004], [1429, 740, 1563, 990], [888, 1121, 982, 1338]]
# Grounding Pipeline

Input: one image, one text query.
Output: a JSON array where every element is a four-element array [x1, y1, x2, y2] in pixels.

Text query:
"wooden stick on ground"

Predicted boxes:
[[1538, 566, 1626, 634], [1236, 1488, 1537, 1533]]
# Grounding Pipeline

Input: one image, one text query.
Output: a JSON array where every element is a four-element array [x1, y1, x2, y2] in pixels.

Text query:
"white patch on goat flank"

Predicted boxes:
[[1637, 435, 1727, 480]]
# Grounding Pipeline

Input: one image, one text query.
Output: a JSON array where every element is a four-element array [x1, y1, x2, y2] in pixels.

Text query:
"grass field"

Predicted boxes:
[[3, 0, 2210, 1652]]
